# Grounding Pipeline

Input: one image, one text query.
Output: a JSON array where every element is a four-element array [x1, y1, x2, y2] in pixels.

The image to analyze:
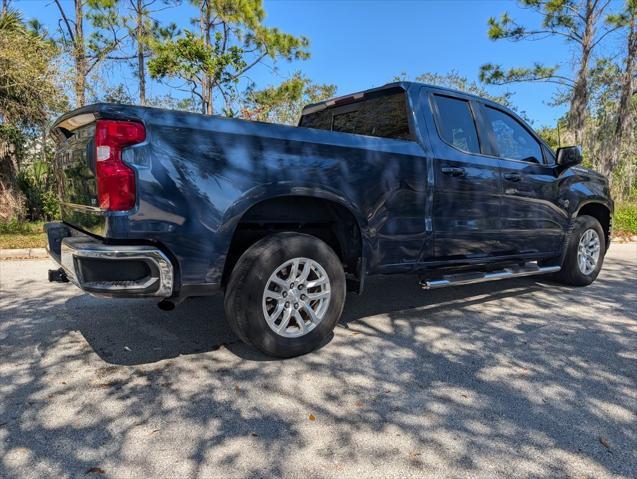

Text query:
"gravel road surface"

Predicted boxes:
[[1, 244, 636, 478]]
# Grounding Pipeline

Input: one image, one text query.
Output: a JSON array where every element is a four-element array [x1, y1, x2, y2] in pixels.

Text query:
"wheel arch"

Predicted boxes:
[[576, 201, 612, 248], [220, 191, 367, 287]]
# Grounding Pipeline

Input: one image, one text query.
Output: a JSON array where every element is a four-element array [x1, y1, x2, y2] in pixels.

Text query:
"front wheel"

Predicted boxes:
[[224, 232, 346, 358], [554, 215, 606, 286]]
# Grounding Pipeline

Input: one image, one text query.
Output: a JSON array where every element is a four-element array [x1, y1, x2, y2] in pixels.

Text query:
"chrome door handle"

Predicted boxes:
[[504, 173, 521, 182], [441, 167, 465, 177]]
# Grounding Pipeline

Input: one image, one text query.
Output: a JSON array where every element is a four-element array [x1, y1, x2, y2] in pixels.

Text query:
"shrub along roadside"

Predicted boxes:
[[614, 202, 637, 234]]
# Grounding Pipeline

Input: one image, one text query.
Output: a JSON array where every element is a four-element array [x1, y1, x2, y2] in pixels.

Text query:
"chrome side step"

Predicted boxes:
[[420, 263, 561, 290]]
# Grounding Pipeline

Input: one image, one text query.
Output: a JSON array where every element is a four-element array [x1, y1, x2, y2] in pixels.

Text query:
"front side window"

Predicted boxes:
[[433, 95, 481, 154], [485, 106, 542, 163]]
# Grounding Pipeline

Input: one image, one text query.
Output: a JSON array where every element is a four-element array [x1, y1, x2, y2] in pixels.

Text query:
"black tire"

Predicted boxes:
[[224, 232, 346, 358], [554, 215, 606, 286]]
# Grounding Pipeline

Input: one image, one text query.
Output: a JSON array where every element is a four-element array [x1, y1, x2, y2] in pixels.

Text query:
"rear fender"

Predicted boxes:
[[214, 186, 369, 275]]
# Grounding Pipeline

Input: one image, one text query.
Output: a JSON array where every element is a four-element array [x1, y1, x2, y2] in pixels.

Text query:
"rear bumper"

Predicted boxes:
[[45, 222, 173, 298]]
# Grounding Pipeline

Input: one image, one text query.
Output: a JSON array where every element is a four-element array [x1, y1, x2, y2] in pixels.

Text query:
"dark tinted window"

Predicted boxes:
[[300, 91, 412, 140], [485, 106, 542, 163], [433, 95, 481, 154]]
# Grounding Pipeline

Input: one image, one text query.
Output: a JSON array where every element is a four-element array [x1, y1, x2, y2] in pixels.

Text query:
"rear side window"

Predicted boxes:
[[433, 95, 481, 154], [484, 106, 542, 163], [300, 90, 412, 140]]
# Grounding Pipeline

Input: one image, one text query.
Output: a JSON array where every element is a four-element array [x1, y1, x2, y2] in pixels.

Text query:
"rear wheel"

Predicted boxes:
[[224, 232, 346, 357], [554, 215, 606, 286]]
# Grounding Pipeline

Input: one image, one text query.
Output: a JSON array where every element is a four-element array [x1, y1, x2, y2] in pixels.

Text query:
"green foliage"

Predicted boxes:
[[0, 9, 66, 125], [0, 10, 65, 219], [487, 13, 525, 40], [149, 30, 218, 81], [537, 125, 559, 150], [148, 0, 310, 113], [81, 0, 127, 62], [536, 117, 570, 151], [482, 0, 635, 200], [102, 84, 135, 104], [582, 56, 637, 198], [614, 202, 637, 233], [243, 72, 336, 125], [0, 123, 26, 156], [147, 94, 199, 112], [0, 219, 45, 235], [53, 0, 130, 106], [481, 0, 623, 136], [17, 159, 60, 221], [480, 63, 561, 87], [487, 1, 584, 43]]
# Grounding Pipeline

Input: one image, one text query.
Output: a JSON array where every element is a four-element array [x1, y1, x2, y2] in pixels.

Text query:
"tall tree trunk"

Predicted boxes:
[[1, 0, 9, 16], [136, 0, 146, 106], [568, 0, 595, 145], [74, 0, 86, 107], [602, 9, 636, 181], [199, 0, 213, 115]]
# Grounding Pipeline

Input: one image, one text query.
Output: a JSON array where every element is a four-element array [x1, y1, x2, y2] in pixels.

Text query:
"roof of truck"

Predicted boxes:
[[300, 81, 495, 116]]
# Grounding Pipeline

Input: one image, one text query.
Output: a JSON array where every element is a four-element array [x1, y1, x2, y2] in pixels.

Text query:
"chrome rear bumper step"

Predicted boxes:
[[58, 237, 174, 298], [420, 263, 561, 290], [44, 222, 174, 299]]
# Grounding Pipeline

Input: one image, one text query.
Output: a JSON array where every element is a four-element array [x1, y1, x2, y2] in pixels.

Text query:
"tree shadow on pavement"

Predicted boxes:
[[0, 248, 635, 478]]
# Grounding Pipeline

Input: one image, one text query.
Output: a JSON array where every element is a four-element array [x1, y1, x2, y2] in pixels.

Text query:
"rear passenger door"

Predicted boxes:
[[427, 92, 502, 259], [480, 104, 566, 255]]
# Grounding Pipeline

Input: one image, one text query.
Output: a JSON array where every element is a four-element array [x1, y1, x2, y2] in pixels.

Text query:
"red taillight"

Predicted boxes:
[[94, 119, 146, 211]]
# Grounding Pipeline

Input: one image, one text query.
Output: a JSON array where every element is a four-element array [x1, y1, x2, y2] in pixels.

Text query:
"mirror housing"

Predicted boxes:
[[556, 146, 583, 169]]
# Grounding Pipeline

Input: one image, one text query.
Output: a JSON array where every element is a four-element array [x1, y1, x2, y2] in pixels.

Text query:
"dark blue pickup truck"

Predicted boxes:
[[45, 81, 613, 357]]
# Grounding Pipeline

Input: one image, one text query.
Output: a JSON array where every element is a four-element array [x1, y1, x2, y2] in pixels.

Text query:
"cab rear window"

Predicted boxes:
[[300, 90, 413, 141]]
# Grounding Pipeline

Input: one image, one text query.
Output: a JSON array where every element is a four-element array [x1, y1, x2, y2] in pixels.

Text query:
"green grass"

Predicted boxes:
[[614, 202, 637, 235], [0, 233, 46, 249], [0, 220, 46, 235], [0, 221, 46, 249]]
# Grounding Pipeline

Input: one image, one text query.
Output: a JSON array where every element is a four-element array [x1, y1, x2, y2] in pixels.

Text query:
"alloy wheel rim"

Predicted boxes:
[[577, 228, 600, 275], [262, 257, 331, 338]]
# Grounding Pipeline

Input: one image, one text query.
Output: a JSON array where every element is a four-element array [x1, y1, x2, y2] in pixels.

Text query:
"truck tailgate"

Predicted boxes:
[[51, 106, 146, 236], [51, 112, 104, 234]]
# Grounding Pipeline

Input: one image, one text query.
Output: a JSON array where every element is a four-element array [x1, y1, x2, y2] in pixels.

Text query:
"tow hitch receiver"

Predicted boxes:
[[48, 268, 69, 283]]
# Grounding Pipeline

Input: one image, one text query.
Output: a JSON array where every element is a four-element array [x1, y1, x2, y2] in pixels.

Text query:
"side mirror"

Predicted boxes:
[[556, 146, 582, 168]]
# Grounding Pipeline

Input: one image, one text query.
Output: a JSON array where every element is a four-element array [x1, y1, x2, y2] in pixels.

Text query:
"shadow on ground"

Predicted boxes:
[[0, 245, 635, 478]]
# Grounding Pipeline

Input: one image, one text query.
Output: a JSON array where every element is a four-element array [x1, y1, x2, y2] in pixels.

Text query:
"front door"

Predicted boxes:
[[427, 92, 502, 259], [480, 104, 566, 255]]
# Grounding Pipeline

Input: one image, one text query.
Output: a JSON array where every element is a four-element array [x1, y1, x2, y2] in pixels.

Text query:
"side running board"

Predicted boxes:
[[420, 263, 561, 290]]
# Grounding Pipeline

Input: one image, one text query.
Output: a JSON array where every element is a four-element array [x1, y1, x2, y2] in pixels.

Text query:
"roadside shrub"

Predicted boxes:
[[16, 159, 60, 221], [614, 202, 637, 234], [0, 218, 44, 234]]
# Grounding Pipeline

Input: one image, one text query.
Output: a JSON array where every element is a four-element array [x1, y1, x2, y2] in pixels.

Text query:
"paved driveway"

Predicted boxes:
[[1, 244, 636, 478]]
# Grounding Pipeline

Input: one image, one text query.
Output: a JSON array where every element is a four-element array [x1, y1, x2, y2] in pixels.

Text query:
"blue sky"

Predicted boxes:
[[15, 0, 627, 127]]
